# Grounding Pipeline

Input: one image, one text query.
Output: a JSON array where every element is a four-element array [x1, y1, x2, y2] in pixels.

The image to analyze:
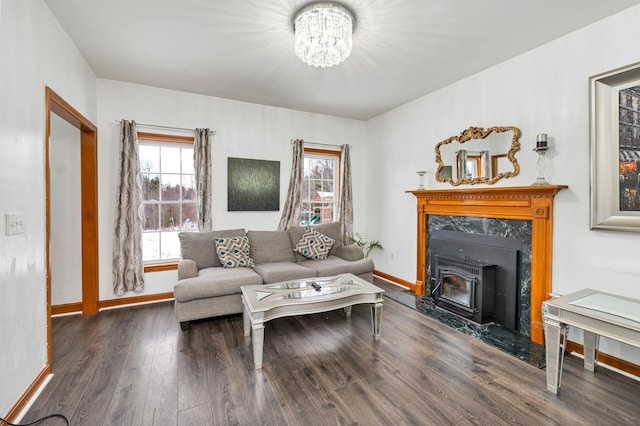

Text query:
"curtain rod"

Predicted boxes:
[[116, 120, 216, 135], [292, 139, 349, 149]]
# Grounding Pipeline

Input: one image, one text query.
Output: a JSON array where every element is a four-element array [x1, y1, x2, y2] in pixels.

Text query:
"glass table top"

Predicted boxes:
[[267, 277, 346, 290], [258, 276, 363, 301], [568, 293, 640, 323], [257, 286, 351, 301], [242, 274, 384, 310]]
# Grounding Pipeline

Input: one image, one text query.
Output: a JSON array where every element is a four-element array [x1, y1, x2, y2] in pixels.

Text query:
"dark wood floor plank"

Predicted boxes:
[[100, 302, 179, 426], [141, 303, 179, 426], [177, 401, 215, 426], [24, 283, 640, 426], [141, 336, 179, 426], [204, 328, 244, 425], [72, 309, 146, 425], [263, 351, 338, 425], [23, 312, 124, 425], [177, 321, 216, 412], [104, 305, 161, 426]]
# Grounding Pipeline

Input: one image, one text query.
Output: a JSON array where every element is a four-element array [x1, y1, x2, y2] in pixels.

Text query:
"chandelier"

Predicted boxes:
[[293, 2, 355, 68]]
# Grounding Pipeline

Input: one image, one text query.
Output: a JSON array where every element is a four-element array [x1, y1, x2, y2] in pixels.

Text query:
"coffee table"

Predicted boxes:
[[241, 273, 385, 369]]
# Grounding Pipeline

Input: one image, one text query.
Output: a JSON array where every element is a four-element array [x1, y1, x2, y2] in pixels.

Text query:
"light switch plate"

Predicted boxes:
[[6, 212, 24, 235]]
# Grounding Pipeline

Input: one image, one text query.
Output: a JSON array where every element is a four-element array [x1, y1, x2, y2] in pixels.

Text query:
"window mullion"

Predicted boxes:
[[157, 146, 163, 258]]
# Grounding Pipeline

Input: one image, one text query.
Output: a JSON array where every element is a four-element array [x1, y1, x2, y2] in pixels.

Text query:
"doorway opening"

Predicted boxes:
[[45, 87, 98, 362]]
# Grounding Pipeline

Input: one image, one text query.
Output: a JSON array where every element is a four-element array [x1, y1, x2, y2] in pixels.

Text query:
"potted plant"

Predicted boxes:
[[347, 232, 383, 257]]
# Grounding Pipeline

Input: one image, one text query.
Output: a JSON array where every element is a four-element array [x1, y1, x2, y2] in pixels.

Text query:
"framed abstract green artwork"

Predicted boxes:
[[227, 157, 280, 211]]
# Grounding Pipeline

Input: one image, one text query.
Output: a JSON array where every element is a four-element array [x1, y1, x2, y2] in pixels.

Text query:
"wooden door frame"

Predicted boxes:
[[45, 87, 99, 362]]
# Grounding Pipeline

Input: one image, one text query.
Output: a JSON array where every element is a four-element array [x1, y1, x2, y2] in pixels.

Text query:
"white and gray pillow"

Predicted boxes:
[[214, 236, 255, 268], [294, 227, 335, 260]]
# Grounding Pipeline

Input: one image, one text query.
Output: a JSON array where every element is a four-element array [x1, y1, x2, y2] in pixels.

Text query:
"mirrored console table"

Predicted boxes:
[[542, 289, 640, 394]]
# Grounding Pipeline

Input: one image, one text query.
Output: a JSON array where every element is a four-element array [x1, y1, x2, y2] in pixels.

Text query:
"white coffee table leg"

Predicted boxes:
[[370, 300, 383, 341], [344, 306, 352, 317], [251, 318, 265, 370], [242, 296, 250, 337]]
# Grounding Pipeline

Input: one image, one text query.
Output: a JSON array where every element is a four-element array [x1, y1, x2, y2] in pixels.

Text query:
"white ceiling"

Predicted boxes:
[[45, 0, 640, 120]]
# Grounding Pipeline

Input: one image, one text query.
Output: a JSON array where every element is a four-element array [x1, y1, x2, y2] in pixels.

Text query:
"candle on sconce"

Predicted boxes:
[[416, 171, 426, 190], [536, 133, 548, 149]]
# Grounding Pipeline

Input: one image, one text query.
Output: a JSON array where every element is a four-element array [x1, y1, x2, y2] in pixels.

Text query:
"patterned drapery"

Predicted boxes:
[[339, 143, 353, 241], [278, 139, 304, 230], [195, 128, 213, 231], [112, 120, 144, 295]]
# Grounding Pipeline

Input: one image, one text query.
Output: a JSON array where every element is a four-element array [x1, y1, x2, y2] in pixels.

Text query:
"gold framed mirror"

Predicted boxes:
[[435, 126, 521, 186]]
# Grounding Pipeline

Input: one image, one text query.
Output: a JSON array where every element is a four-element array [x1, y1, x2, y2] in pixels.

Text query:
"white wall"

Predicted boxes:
[[50, 113, 82, 305], [365, 5, 640, 365], [0, 0, 97, 415], [97, 80, 367, 301]]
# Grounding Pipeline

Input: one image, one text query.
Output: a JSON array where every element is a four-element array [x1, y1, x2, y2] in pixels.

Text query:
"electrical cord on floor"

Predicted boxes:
[[0, 413, 70, 426]]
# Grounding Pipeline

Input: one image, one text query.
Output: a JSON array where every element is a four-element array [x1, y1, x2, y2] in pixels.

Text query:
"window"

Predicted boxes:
[[301, 148, 340, 225], [138, 133, 196, 262]]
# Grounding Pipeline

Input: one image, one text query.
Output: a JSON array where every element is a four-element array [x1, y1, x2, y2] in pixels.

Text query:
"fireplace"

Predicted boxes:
[[432, 255, 495, 324], [407, 185, 567, 344], [429, 229, 522, 331]]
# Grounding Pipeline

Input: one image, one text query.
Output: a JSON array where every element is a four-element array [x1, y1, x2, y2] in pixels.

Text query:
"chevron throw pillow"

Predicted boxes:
[[294, 226, 335, 260], [214, 236, 255, 268]]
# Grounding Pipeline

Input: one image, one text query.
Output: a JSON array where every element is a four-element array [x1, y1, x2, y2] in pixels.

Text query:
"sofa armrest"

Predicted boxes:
[[335, 244, 365, 261], [178, 259, 199, 280]]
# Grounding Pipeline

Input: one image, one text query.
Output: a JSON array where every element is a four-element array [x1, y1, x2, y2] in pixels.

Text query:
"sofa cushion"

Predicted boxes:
[[296, 255, 375, 278], [179, 228, 246, 269], [215, 236, 255, 268], [293, 227, 335, 260], [173, 267, 262, 302], [252, 262, 316, 284], [289, 221, 343, 261], [247, 230, 296, 264]]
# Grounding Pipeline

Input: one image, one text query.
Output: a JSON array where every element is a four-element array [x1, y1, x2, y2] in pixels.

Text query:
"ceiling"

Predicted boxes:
[[45, 0, 640, 120]]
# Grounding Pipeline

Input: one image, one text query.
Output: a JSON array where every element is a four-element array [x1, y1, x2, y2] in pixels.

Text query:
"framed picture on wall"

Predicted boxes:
[[227, 157, 280, 211], [590, 61, 640, 232]]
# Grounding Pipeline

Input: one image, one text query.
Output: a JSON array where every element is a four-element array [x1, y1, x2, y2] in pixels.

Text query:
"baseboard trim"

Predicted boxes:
[[52, 293, 175, 315], [373, 270, 419, 292], [566, 341, 640, 379], [98, 292, 174, 310], [51, 302, 83, 315], [3, 365, 51, 422]]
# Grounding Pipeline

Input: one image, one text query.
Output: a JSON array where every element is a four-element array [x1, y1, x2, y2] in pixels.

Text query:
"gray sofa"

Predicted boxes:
[[173, 222, 374, 330]]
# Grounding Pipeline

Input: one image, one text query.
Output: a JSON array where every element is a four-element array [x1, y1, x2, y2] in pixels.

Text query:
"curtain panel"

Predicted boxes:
[[112, 120, 145, 295], [195, 128, 213, 231], [339, 143, 353, 241], [278, 139, 304, 230]]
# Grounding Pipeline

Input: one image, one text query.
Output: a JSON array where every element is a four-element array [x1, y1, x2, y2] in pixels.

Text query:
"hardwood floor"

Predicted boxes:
[[25, 284, 640, 425]]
